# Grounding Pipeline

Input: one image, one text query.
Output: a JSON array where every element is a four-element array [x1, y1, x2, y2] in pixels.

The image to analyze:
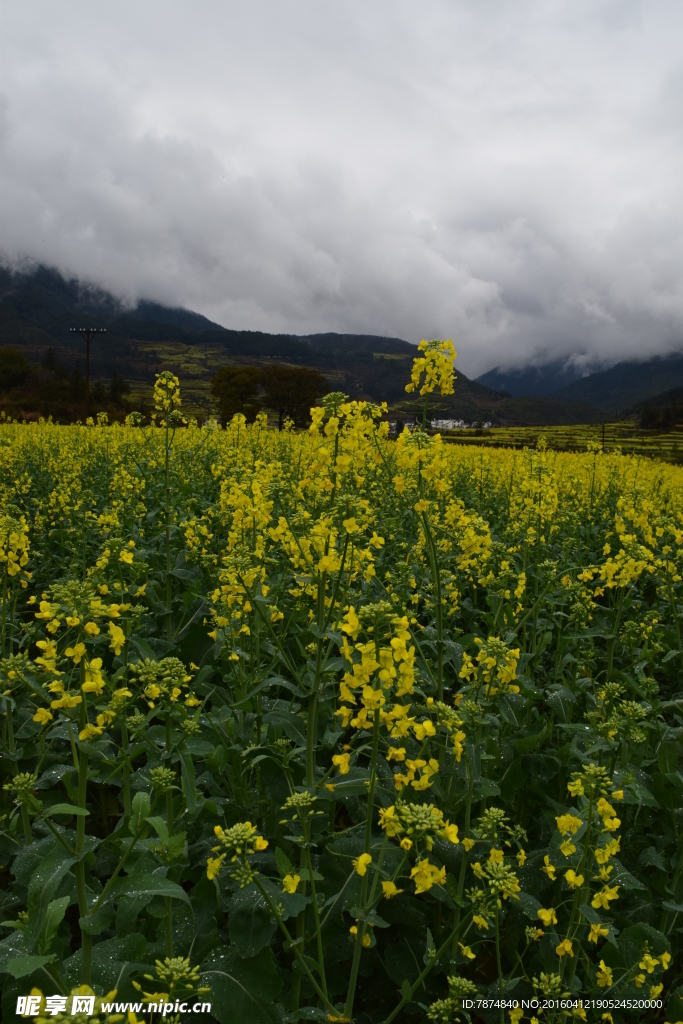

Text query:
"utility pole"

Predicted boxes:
[[69, 327, 107, 397]]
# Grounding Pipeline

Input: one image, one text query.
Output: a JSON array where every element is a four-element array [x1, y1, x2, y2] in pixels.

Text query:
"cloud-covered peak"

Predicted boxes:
[[1, 0, 682, 376]]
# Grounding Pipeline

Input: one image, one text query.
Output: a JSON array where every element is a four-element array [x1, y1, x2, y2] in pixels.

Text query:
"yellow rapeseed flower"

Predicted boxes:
[[353, 853, 372, 877]]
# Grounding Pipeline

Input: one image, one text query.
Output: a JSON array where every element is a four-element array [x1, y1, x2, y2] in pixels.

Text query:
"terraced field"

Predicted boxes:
[[441, 421, 683, 463]]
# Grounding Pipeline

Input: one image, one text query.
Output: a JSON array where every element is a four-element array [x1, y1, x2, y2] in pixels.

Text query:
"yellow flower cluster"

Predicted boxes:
[[404, 339, 456, 397], [0, 513, 31, 587], [207, 820, 269, 883], [459, 635, 520, 696]]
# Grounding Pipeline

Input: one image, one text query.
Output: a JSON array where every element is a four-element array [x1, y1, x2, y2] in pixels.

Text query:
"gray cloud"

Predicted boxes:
[[1, 0, 682, 376]]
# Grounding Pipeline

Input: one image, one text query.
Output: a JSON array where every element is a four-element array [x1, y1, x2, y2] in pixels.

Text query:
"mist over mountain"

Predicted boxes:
[[476, 350, 683, 415], [3, 2, 683, 378], [5, 262, 683, 423], [553, 353, 683, 415], [0, 262, 415, 397], [1, 263, 607, 426], [476, 359, 589, 398]]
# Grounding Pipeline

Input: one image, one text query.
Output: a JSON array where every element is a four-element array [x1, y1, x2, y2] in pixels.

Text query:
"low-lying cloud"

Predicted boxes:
[[1, 0, 682, 376]]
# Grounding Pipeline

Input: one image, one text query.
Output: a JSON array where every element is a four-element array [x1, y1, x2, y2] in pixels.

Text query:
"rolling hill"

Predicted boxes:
[[0, 263, 601, 424]]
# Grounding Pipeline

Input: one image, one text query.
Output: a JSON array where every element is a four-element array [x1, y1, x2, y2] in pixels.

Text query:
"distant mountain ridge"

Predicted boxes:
[[476, 358, 588, 397], [131, 301, 223, 335], [552, 354, 683, 414], [477, 352, 683, 415], [0, 264, 414, 356], [0, 263, 602, 425]]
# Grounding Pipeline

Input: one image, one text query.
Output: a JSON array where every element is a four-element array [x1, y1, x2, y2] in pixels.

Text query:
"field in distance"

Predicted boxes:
[[437, 420, 683, 464]]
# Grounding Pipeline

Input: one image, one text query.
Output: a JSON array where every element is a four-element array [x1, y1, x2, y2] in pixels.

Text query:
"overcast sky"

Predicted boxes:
[[1, 1, 682, 376]]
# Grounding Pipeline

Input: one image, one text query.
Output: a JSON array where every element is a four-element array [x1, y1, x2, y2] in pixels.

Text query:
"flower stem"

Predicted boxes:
[[75, 676, 91, 985], [495, 906, 504, 1024], [253, 876, 337, 1014], [165, 418, 172, 642], [165, 713, 174, 957], [344, 708, 382, 1019], [381, 920, 468, 1024], [305, 833, 328, 999]]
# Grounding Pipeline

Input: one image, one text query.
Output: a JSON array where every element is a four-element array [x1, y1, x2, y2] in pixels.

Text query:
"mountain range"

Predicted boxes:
[[477, 353, 683, 416], [0, 263, 681, 424]]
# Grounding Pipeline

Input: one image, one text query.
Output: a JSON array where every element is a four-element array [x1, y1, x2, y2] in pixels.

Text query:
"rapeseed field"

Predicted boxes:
[[1, 347, 682, 1023]]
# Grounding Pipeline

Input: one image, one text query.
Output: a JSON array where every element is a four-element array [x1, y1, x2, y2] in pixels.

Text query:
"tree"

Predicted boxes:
[[0, 348, 29, 391], [91, 380, 107, 407], [108, 371, 131, 407], [69, 367, 86, 404], [211, 366, 263, 425], [260, 366, 329, 429]]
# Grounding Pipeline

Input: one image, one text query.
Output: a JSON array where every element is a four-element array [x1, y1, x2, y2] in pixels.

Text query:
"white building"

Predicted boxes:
[[430, 418, 467, 430]]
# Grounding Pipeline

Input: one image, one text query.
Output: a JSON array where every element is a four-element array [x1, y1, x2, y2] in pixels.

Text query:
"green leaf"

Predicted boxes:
[[180, 747, 197, 816], [185, 737, 214, 757], [274, 847, 293, 878], [422, 927, 436, 966], [659, 741, 678, 774], [618, 923, 670, 966], [79, 904, 115, 936], [513, 722, 550, 755], [63, 932, 148, 992], [522, 753, 561, 782], [0, 931, 26, 974], [170, 566, 201, 581], [129, 791, 151, 834], [325, 766, 371, 798], [666, 985, 683, 1022], [639, 846, 667, 871], [228, 886, 277, 958], [42, 803, 89, 818], [6, 954, 56, 978], [146, 816, 171, 845], [614, 768, 658, 807], [475, 779, 501, 799], [517, 892, 542, 919], [187, 880, 220, 963], [498, 693, 527, 727], [193, 664, 215, 688], [164, 832, 187, 861], [384, 938, 422, 986], [428, 881, 455, 907], [578, 902, 602, 925], [258, 877, 310, 921], [297, 868, 323, 883], [24, 848, 76, 953], [546, 687, 576, 723], [107, 874, 191, 907], [38, 896, 70, 953], [11, 838, 60, 889], [129, 637, 157, 662], [232, 676, 305, 706], [261, 710, 306, 746], [202, 946, 282, 1024], [34, 765, 73, 791], [610, 860, 648, 891], [115, 895, 150, 936]]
